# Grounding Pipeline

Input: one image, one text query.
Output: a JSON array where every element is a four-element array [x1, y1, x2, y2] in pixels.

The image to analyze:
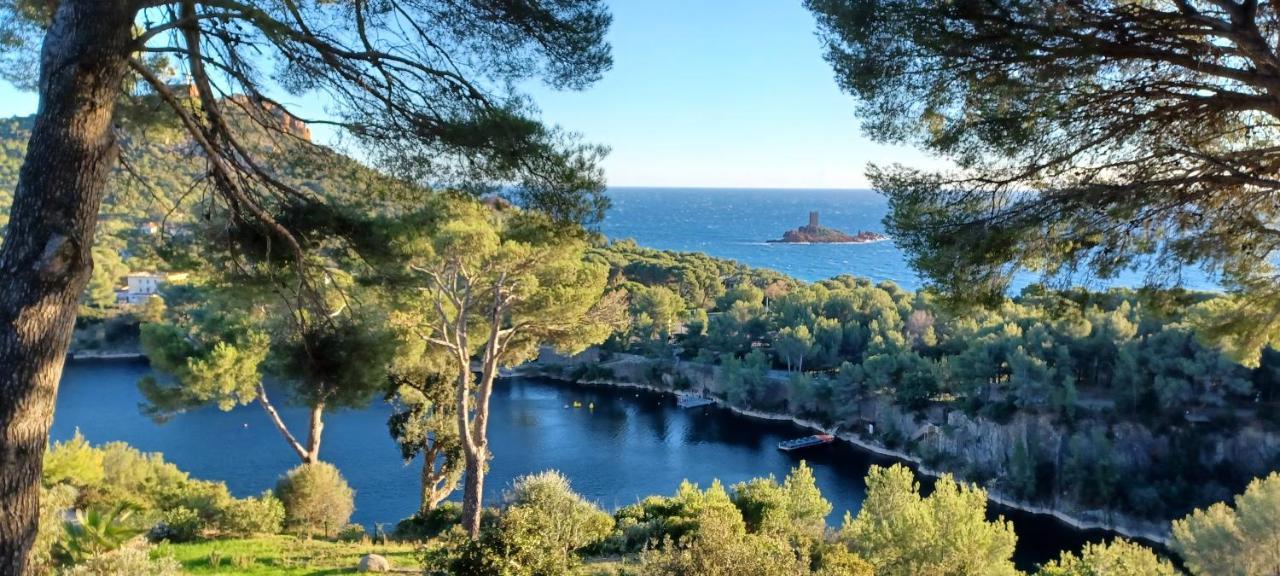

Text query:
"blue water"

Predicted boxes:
[[47, 187, 1171, 569], [600, 187, 1220, 291], [52, 361, 1112, 569]]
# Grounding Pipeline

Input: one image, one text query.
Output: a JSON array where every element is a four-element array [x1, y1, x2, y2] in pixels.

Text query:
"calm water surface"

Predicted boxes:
[[53, 360, 1117, 570], [601, 187, 1219, 291]]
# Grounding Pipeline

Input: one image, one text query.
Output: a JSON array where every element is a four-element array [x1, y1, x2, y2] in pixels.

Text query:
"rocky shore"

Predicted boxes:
[[519, 350, 1198, 547]]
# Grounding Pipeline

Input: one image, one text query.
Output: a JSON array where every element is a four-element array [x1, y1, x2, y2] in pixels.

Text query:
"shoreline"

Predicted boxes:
[[523, 368, 1173, 548], [765, 239, 889, 245]]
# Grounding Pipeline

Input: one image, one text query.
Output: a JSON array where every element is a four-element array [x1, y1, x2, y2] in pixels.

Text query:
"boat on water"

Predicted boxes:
[[777, 434, 834, 452]]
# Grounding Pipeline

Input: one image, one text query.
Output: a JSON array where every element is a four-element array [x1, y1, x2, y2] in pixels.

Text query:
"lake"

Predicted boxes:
[[52, 359, 1117, 571]]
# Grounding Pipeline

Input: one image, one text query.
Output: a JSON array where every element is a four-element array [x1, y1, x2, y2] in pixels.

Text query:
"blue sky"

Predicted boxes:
[[0, 1, 940, 189], [526, 0, 939, 188]]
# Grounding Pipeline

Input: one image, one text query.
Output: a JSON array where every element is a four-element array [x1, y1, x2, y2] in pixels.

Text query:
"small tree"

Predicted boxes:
[[840, 464, 1019, 576], [1172, 472, 1280, 576], [393, 201, 626, 537], [275, 462, 355, 538], [1038, 539, 1178, 576], [631, 285, 686, 342], [774, 326, 813, 373], [386, 371, 463, 517], [731, 461, 831, 557], [428, 471, 612, 576], [640, 502, 806, 576], [140, 288, 396, 464]]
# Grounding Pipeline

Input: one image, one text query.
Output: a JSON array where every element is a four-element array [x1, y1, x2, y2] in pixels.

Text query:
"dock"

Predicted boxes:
[[676, 393, 715, 408], [777, 434, 834, 452]]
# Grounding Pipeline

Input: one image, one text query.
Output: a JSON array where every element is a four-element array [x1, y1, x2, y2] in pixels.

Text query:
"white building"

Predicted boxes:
[[116, 272, 188, 305]]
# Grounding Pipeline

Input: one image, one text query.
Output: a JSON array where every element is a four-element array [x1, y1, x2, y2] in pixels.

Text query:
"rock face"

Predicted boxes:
[[358, 553, 391, 573], [769, 211, 886, 244]]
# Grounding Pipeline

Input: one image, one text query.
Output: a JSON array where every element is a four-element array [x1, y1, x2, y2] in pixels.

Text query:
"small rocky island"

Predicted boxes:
[[768, 212, 887, 244]]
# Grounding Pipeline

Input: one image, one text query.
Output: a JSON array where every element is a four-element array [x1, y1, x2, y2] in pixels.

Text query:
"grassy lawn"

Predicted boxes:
[[159, 535, 419, 575]]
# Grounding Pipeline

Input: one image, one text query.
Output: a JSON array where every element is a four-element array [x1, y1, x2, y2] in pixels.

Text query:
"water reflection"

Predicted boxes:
[[53, 361, 1118, 571]]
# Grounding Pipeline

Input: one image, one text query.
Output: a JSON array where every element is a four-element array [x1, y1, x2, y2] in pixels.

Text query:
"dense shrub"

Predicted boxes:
[[31, 483, 78, 573], [57, 545, 182, 576], [638, 504, 806, 576], [608, 479, 745, 554], [216, 491, 284, 536], [44, 432, 229, 520], [154, 506, 202, 543], [1037, 539, 1179, 576], [61, 506, 146, 563], [394, 502, 462, 540], [336, 523, 368, 542], [44, 432, 105, 488], [275, 462, 355, 537], [840, 465, 1019, 576], [1172, 472, 1280, 576], [425, 472, 612, 576]]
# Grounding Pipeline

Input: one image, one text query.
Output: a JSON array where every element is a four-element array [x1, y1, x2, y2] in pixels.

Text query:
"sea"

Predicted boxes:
[[48, 187, 1183, 570], [600, 187, 1221, 292]]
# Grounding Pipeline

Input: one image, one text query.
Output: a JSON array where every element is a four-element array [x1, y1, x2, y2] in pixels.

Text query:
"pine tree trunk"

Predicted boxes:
[[305, 402, 325, 463], [460, 448, 485, 536], [418, 444, 451, 516], [419, 455, 437, 517], [461, 357, 500, 537], [0, 2, 136, 573]]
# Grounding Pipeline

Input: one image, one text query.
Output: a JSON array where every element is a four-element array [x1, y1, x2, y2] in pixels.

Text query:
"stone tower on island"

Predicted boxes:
[[769, 210, 887, 243]]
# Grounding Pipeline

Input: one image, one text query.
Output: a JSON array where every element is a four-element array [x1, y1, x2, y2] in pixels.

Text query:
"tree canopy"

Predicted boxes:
[[0, 1, 614, 566], [806, 0, 1280, 363]]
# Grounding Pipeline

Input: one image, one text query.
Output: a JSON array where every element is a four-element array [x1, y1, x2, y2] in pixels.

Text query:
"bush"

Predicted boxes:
[[216, 491, 284, 536], [58, 545, 182, 576], [336, 523, 368, 542], [426, 471, 613, 576], [394, 502, 462, 540], [61, 506, 146, 563], [44, 432, 105, 487], [45, 434, 216, 520], [275, 462, 355, 537], [639, 504, 806, 576], [150, 479, 231, 524], [501, 471, 614, 553], [1037, 539, 1178, 576], [605, 482, 729, 554], [31, 483, 79, 573], [154, 506, 202, 543]]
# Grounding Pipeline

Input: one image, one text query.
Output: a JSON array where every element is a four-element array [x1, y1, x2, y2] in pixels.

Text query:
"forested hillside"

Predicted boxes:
[[0, 113, 412, 263], [552, 242, 1280, 536]]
